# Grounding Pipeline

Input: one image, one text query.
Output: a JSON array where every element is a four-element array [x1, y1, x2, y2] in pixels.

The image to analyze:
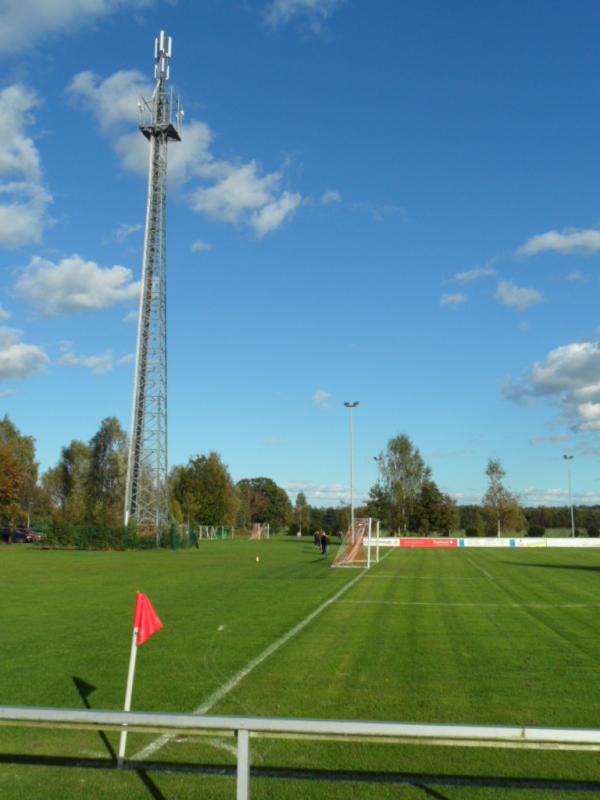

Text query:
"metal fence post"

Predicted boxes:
[[236, 728, 250, 799]]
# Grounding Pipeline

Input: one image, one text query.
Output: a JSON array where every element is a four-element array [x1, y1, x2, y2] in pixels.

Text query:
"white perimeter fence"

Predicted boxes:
[[2, 706, 600, 798]]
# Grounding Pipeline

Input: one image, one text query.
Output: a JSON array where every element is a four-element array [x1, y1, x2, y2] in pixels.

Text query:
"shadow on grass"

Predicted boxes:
[[72, 676, 165, 800], [1, 753, 600, 796], [501, 562, 600, 573]]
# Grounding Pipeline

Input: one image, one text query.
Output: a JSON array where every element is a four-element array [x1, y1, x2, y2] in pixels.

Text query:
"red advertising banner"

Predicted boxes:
[[399, 538, 458, 548]]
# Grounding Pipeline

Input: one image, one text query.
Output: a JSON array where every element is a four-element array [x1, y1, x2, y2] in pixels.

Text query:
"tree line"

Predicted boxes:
[[1, 414, 596, 537]]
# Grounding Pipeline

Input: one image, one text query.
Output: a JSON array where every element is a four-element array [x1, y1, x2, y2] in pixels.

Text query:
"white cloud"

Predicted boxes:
[[518, 227, 600, 256], [452, 265, 497, 283], [440, 292, 466, 306], [496, 280, 542, 312], [312, 389, 331, 409], [251, 191, 302, 237], [0, 326, 48, 381], [520, 486, 600, 505], [191, 240, 212, 253], [190, 161, 279, 222], [265, 0, 345, 32], [60, 350, 114, 375], [59, 347, 134, 375], [123, 309, 138, 324], [16, 255, 140, 316], [0, 0, 153, 55], [69, 69, 301, 236], [114, 222, 142, 243], [0, 305, 10, 321], [505, 340, 600, 431], [0, 85, 53, 247], [321, 189, 341, 205], [566, 270, 585, 282], [285, 480, 367, 505], [0, 389, 16, 399]]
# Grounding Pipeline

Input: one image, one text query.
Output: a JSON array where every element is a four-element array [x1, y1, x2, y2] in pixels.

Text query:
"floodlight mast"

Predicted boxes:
[[124, 31, 182, 542]]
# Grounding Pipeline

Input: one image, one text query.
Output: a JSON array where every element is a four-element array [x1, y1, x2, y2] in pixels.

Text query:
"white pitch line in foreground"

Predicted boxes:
[[132, 549, 393, 762], [467, 556, 495, 581], [339, 600, 600, 608], [365, 575, 485, 580]]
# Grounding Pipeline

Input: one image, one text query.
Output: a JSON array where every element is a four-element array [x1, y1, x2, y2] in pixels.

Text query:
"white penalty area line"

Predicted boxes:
[[132, 549, 394, 762], [467, 556, 495, 581], [338, 600, 600, 608]]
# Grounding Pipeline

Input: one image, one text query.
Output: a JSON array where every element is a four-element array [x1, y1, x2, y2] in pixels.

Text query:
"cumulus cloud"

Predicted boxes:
[[16, 255, 140, 316], [0, 85, 52, 247], [518, 227, 600, 256], [440, 292, 466, 306], [251, 191, 302, 237], [312, 389, 331, 409], [0, 305, 10, 321], [0, 0, 153, 55], [0, 326, 48, 381], [191, 240, 212, 253], [505, 340, 600, 431], [59, 346, 135, 375], [452, 265, 497, 283], [68, 69, 302, 236], [321, 189, 341, 205], [496, 280, 542, 312], [265, 0, 345, 32]]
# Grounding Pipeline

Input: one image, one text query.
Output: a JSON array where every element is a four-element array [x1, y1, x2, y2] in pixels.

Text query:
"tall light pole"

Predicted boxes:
[[344, 401, 359, 540], [563, 454, 575, 537]]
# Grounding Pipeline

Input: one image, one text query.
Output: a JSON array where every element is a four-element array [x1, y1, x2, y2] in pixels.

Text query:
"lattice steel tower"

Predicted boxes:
[[124, 31, 182, 536]]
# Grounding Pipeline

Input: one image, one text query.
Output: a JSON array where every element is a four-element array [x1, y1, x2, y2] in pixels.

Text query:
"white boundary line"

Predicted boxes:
[[467, 556, 495, 581], [338, 600, 600, 608], [132, 549, 393, 761], [365, 575, 485, 580]]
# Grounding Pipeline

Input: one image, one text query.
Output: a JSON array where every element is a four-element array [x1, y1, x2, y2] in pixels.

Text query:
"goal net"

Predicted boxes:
[[249, 523, 270, 540], [332, 517, 380, 568]]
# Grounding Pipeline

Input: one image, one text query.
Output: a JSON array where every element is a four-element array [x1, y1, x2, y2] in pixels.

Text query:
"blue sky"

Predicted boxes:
[[2, 0, 600, 508]]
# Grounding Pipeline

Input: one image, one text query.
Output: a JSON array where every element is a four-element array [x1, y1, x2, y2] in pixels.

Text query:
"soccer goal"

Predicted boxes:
[[249, 523, 270, 540], [332, 517, 380, 568]]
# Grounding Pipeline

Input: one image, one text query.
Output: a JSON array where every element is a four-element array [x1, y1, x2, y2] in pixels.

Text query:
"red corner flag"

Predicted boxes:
[[134, 592, 163, 646]]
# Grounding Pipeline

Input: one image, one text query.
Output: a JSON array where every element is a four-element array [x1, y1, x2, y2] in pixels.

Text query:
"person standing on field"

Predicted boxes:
[[314, 530, 321, 549], [320, 531, 329, 556]]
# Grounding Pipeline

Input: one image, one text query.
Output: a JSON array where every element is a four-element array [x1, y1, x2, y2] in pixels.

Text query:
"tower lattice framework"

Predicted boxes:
[[125, 31, 182, 536]]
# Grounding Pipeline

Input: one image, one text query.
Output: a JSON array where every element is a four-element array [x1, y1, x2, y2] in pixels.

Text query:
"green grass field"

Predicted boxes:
[[1, 537, 600, 799]]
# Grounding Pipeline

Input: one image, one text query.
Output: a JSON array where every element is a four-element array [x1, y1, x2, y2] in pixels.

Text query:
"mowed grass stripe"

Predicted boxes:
[[132, 551, 395, 761]]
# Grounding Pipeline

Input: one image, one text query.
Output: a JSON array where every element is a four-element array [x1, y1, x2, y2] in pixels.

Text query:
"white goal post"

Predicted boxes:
[[332, 517, 380, 568], [249, 523, 270, 540]]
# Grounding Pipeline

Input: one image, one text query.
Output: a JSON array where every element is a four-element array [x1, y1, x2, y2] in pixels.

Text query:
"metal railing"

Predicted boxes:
[[1, 706, 600, 798]]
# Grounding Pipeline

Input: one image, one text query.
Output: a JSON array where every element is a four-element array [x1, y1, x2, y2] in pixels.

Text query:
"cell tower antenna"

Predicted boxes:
[[124, 31, 182, 542]]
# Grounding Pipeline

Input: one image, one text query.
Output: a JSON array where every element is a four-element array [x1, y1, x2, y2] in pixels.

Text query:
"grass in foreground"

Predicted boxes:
[[1, 539, 600, 798]]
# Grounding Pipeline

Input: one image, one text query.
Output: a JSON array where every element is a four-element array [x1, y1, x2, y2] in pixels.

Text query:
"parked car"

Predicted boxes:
[[16, 528, 44, 542], [1, 528, 43, 543]]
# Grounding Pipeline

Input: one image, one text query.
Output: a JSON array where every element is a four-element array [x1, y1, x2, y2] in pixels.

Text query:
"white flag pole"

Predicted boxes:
[[118, 626, 139, 767]]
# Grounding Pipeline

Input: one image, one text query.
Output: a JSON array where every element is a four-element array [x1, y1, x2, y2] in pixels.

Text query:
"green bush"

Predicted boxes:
[[465, 526, 479, 537], [526, 525, 545, 537], [586, 527, 599, 538]]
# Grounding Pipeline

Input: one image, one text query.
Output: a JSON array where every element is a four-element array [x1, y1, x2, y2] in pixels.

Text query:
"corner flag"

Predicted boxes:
[[134, 591, 163, 645], [118, 592, 163, 765]]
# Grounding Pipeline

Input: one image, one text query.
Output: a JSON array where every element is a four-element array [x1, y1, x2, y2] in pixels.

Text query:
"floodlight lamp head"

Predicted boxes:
[[563, 454, 574, 460], [344, 401, 360, 408]]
